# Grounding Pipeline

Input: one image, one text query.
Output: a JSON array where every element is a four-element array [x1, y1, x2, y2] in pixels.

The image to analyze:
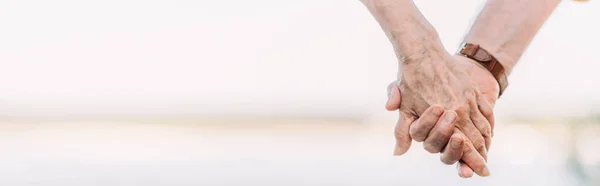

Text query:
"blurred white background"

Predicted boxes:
[[1, 0, 599, 119], [0, 0, 599, 186]]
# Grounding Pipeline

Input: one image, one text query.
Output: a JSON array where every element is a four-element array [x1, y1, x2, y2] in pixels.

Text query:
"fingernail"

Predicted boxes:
[[386, 92, 394, 105], [444, 112, 456, 123], [432, 107, 443, 116], [451, 138, 462, 148], [393, 147, 402, 156], [481, 166, 491, 177], [456, 165, 466, 178]]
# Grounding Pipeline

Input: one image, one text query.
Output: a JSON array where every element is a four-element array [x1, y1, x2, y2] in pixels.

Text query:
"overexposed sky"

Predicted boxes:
[[0, 0, 598, 119]]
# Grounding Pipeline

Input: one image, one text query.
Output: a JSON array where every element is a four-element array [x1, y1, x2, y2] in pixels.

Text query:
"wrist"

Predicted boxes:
[[361, 0, 442, 64], [395, 29, 445, 65], [453, 54, 501, 99], [462, 37, 517, 76]]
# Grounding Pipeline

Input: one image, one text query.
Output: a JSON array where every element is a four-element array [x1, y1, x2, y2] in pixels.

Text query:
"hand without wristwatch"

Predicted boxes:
[[457, 42, 509, 97]]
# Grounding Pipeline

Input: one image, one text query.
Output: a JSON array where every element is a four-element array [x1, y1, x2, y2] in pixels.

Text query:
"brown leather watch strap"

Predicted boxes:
[[457, 42, 508, 97]]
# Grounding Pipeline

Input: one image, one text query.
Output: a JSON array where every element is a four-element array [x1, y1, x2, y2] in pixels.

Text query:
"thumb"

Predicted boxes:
[[394, 112, 415, 155], [386, 82, 402, 111]]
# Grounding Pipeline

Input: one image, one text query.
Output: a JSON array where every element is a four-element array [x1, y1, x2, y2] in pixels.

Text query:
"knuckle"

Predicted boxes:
[[435, 133, 451, 147], [449, 137, 463, 150], [464, 89, 476, 97], [409, 129, 425, 142], [455, 105, 468, 114], [394, 128, 410, 142], [472, 137, 486, 152], [394, 128, 404, 138], [481, 125, 492, 138], [394, 126, 403, 138], [462, 142, 474, 154], [452, 113, 469, 127], [482, 107, 494, 117], [477, 100, 494, 114], [423, 142, 442, 153], [394, 131, 410, 149], [455, 119, 469, 128], [397, 83, 407, 92]]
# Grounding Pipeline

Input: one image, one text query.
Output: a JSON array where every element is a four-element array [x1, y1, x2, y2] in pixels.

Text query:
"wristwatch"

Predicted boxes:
[[457, 42, 508, 97]]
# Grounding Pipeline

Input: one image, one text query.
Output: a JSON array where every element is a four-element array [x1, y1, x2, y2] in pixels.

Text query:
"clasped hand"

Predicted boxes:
[[385, 42, 499, 178]]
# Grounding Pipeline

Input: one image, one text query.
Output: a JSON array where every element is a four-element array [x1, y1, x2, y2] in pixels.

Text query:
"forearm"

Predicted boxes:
[[360, 0, 443, 63], [464, 0, 560, 75]]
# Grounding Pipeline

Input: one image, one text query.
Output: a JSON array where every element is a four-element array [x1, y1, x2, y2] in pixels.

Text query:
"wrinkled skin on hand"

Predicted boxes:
[[389, 53, 499, 177]]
